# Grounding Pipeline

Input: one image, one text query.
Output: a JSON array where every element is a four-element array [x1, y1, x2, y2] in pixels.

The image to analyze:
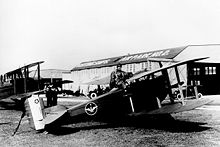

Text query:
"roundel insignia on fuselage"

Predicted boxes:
[[85, 102, 98, 116]]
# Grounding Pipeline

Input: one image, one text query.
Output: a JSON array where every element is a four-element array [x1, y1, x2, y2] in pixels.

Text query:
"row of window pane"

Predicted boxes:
[[192, 66, 217, 75], [205, 67, 216, 75], [190, 80, 201, 85]]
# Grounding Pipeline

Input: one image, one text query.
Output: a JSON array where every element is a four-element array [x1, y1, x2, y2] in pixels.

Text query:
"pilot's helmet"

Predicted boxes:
[[116, 63, 122, 68]]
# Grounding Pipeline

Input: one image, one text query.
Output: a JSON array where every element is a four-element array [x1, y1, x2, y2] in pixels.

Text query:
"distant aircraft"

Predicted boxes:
[[13, 57, 213, 135], [0, 61, 44, 102]]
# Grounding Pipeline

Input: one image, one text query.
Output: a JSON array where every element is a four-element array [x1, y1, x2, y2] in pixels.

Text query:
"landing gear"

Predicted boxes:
[[174, 86, 203, 100]]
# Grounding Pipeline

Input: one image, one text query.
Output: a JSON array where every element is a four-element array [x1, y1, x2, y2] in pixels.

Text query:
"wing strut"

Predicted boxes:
[[159, 61, 174, 104], [194, 85, 199, 99], [161, 69, 174, 103], [37, 63, 41, 90], [190, 79, 199, 99], [159, 61, 175, 103], [174, 67, 185, 105], [125, 93, 135, 113], [156, 97, 162, 108], [24, 67, 28, 93], [13, 74, 17, 95], [129, 96, 135, 113]]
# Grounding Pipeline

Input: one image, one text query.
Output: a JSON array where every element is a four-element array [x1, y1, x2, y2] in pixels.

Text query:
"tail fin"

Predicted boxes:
[[25, 95, 45, 131], [25, 95, 68, 131]]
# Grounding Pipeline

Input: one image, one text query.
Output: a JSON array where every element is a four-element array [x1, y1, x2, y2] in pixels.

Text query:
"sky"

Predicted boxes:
[[1, 0, 220, 74]]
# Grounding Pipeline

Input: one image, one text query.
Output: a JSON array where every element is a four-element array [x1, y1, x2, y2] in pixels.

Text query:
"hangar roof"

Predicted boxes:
[[71, 46, 186, 71]]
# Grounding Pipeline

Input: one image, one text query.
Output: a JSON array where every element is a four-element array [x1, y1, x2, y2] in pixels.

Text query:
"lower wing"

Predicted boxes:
[[130, 98, 213, 116]]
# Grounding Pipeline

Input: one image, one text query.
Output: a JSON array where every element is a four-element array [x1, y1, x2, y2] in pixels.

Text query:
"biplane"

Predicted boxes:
[[0, 61, 44, 102], [14, 57, 213, 134]]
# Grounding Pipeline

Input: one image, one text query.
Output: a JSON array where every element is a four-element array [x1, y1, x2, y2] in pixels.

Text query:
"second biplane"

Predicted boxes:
[[0, 61, 44, 102], [17, 57, 213, 133]]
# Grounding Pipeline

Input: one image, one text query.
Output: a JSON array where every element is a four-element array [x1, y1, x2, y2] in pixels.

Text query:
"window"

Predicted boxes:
[[148, 61, 152, 70], [190, 80, 200, 85], [196, 80, 200, 85], [129, 64, 133, 72], [126, 64, 129, 72], [133, 64, 136, 73], [205, 66, 216, 75], [193, 68, 200, 75], [141, 62, 148, 70], [141, 62, 144, 70]]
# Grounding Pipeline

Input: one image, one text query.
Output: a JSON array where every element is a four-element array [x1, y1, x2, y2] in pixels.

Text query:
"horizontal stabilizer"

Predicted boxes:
[[9, 90, 45, 101], [44, 105, 67, 125]]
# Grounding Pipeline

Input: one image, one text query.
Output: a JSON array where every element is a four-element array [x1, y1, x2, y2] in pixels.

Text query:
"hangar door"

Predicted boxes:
[[188, 63, 220, 95]]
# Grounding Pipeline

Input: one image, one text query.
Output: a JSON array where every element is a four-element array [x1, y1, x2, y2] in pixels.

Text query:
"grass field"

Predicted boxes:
[[1, 97, 220, 146]]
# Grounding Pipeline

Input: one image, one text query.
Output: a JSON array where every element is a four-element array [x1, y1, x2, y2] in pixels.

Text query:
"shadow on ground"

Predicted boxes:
[[0, 99, 211, 136], [0, 100, 23, 111], [46, 114, 211, 136]]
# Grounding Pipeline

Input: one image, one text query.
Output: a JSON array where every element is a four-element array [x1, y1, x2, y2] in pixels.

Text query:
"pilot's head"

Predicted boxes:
[[116, 63, 122, 71]]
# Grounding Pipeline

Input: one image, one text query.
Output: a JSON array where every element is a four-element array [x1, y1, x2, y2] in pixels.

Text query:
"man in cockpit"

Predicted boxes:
[[110, 63, 132, 89]]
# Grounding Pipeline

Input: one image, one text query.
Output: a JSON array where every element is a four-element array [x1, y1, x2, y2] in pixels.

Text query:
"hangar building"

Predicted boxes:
[[65, 44, 220, 96]]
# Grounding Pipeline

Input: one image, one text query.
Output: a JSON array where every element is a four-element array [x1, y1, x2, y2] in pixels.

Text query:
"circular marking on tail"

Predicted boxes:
[[34, 99, 39, 104], [85, 102, 98, 116]]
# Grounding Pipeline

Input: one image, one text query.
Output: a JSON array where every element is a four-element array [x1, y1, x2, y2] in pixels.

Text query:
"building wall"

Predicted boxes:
[[62, 72, 73, 90], [68, 61, 175, 94], [63, 44, 220, 95], [174, 44, 220, 95], [187, 62, 220, 95]]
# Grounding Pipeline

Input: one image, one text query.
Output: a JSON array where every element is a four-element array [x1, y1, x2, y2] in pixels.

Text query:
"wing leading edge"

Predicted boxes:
[[127, 57, 209, 82]]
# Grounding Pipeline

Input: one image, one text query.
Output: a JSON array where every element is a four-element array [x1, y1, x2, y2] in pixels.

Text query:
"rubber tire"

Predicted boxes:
[[90, 92, 97, 99]]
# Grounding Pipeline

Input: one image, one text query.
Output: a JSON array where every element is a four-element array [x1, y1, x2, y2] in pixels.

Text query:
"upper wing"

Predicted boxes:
[[1, 61, 44, 101], [5, 61, 44, 77], [82, 57, 206, 86], [127, 57, 209, 82]]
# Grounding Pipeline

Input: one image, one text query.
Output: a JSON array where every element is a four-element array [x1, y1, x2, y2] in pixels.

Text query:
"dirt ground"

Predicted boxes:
[[1, 99, 220, 147]]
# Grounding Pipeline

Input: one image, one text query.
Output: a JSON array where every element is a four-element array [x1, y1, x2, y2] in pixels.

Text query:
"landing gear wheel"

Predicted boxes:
[[90, 92, 97, 99], [177, 93, 182, 99], [198, 93, 203, 98]]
